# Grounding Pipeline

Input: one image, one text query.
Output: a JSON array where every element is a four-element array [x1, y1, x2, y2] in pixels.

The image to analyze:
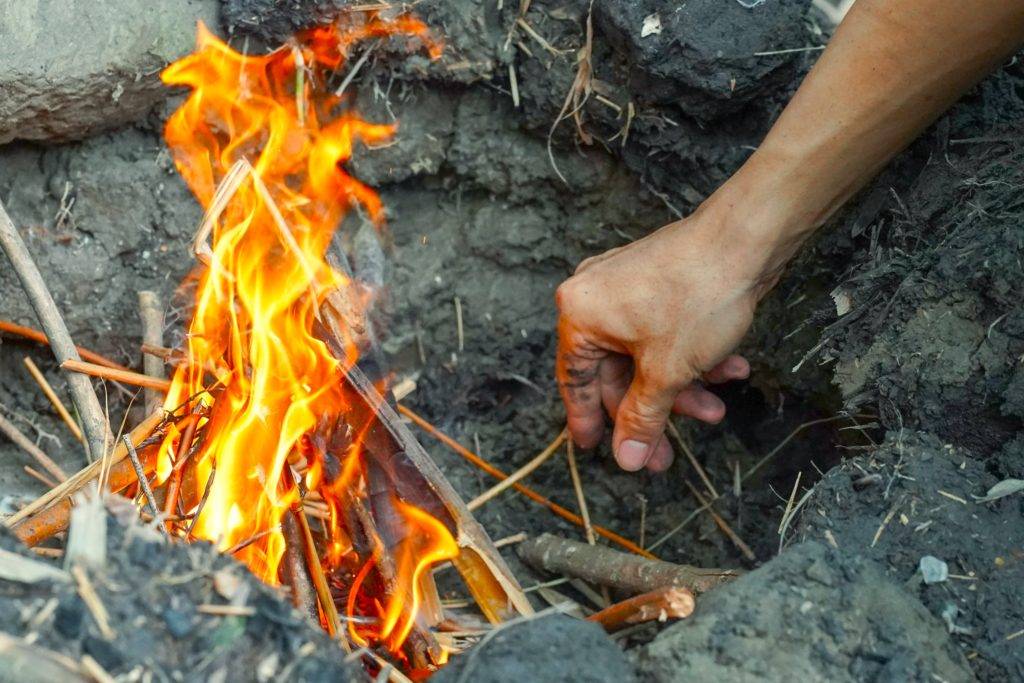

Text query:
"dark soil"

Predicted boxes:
[[1, 0, 1023, 681], [0, 511, 356, 681]]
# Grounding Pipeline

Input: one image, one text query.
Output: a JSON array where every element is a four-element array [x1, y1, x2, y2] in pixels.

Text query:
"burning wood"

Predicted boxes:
[[4, 14, 530, 677]]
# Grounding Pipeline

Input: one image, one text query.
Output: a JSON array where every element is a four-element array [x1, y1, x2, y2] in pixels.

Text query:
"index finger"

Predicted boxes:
[[556, 319, 607, 449]]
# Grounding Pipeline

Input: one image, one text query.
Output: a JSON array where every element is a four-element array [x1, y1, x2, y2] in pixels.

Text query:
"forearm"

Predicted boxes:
[[711, 0, 1024, 281]]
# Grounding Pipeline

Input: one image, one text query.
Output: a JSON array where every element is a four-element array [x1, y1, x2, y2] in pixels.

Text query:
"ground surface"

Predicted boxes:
[[1, 0, 1022, 681]]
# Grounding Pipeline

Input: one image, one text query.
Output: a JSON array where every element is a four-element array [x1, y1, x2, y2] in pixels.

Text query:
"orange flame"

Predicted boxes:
[[159, 17, 455, 660]]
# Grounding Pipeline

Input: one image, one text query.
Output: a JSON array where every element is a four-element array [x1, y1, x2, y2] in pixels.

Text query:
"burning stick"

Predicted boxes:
[[518, 533, 741, 595], [137, 291, 166, 415], [0, 319, 131, 372], [60, 359, 172, 392], [0, 411, 68, 482], [586, 586, 695, 633], [0, 202, 110, 461], [22, 357, 84, 444], [121, 435, 162, 523]]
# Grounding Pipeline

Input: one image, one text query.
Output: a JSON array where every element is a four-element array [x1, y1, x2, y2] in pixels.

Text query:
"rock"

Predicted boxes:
[[0, 0, 219, 144], [635, 542, 973, 683], [431, 615, 636, 683]]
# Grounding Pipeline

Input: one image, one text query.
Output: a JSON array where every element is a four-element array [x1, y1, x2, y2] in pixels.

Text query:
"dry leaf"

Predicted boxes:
[[972, 478, 1024, 503]]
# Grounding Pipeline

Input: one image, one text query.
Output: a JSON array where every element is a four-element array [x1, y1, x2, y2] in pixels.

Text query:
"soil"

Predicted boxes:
[[0, 510, 356, 681], [1, 0, 1023, 681]]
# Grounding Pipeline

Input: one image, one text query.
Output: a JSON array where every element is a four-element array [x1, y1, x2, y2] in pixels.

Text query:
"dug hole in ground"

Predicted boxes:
[[0, 0, 1021, 681]]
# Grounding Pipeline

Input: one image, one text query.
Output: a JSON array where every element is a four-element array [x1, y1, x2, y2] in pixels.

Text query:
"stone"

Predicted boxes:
[[431, 614, 637, 683], [635, 542, 973, 683], [0, 0, 219, 144]]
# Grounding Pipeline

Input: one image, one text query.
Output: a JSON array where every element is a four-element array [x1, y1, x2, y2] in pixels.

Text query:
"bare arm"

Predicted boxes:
[[556, 0, 1024, 472]]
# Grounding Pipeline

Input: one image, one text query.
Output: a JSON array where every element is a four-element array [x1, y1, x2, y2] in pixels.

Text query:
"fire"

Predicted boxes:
[[157, 16, 455, 661]]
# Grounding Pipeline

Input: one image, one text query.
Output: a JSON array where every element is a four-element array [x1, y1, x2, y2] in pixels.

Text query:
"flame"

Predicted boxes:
[[158, 17, 455, 659]]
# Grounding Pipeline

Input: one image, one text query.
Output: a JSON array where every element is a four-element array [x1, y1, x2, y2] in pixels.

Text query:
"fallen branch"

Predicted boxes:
[[0, 201, 110, 461], [586, 586, 694, 632], [0, 319, 130, 371], [518, 533, 740, 595], [398, 404, 654, 559], [61, 359, 172, 392]]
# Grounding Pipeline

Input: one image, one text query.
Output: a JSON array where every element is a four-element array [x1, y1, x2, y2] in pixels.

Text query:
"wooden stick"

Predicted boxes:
[[71, 566, 115, 639], [667, 421, 719, 499], [587, 586, 694, 632], [0, 319, 131, 372], [518, 533, 740, 595], [185, 466, 215, 537], [398, 404, 655, 559], [137, 291, 165, 415], [0, 411, 68, 482], [683, 480, 756, 562], [61, 359, 172, 392], [22, 357, 84, 444], [281, 510, 320, 623], [467, 429, 566, 510], [5, 409, 165, 529], [0, 202, 110, 462]]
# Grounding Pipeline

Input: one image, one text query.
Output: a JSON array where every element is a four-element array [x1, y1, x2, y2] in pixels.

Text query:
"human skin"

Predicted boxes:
[[556, 0, 1024, 472]]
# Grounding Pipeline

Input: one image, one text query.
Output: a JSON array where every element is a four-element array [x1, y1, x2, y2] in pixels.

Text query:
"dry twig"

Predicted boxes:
[[0, 411, 68, 482], [137, 291, 165, 415], [23, 356, 83, 444], [0, 201, 110, 461], [467, 429, 566, 510], [61, 360, 172, 392], [587, 586, 694, 632]]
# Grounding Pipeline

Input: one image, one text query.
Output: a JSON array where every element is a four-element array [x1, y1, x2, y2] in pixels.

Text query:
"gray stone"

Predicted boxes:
[[0, 0, 219, 144], [636, 542, 974, 683]]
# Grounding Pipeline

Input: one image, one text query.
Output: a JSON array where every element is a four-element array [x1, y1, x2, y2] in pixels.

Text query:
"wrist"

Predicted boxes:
[[695, 150, 823, 297]]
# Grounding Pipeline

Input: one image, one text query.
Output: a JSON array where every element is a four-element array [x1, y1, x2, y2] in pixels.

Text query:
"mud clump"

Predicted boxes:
[[797, 432, 1024, 680], [0, 510, 355, 681], [636, 542, 974, 682]]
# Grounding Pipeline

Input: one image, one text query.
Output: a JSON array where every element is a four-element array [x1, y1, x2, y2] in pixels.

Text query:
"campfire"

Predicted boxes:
[[3, 13, 536, 676]]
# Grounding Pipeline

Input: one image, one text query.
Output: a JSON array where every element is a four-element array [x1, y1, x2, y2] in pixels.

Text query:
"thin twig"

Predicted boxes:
[[121, 435, 163, 531], [335, 40, 378, 97], [0, 411, 68, 482], [71, 566, 115, 640], [467, 429, 566, 510], [684, 480, 756, 562], [667, 421, 718, 499], [0, 201, 110, 461], [61, 360, 171, 392], [186, 467, 216, 537], [398, 404, 653, 558], [22, 357, 83, 444], [565, 439, 596, 546], [0, 319, 130, 371]]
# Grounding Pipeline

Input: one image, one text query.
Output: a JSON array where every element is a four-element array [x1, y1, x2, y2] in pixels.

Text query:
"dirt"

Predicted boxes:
[[636, 541, 974, 682], [0, 510, 356, 681], [797, 432, 1024, 680], [1, 0, 1023, 681]]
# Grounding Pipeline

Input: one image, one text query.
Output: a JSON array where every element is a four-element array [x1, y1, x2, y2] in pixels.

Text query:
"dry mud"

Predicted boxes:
[[0, 0, 1022, 680]]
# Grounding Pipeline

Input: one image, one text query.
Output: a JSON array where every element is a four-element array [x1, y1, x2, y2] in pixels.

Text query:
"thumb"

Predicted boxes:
[[611, 367, 681, 471]]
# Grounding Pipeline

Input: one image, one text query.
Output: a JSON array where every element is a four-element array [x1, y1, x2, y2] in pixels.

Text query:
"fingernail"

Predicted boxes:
[[616, 440, 650, 471], [698, 392, 721, 410]]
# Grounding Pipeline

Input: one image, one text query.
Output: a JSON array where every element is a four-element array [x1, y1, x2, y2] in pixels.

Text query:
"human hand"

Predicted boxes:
[[555, 193, 785, 472]]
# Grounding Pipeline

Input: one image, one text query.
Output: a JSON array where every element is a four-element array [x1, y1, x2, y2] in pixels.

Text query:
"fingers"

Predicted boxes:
[[672, 384, 726, 424], [703, 354, 750, 384], [611, 368, 680, 471], [556, 323, 607, 449], [645, 437, 674, 473]]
